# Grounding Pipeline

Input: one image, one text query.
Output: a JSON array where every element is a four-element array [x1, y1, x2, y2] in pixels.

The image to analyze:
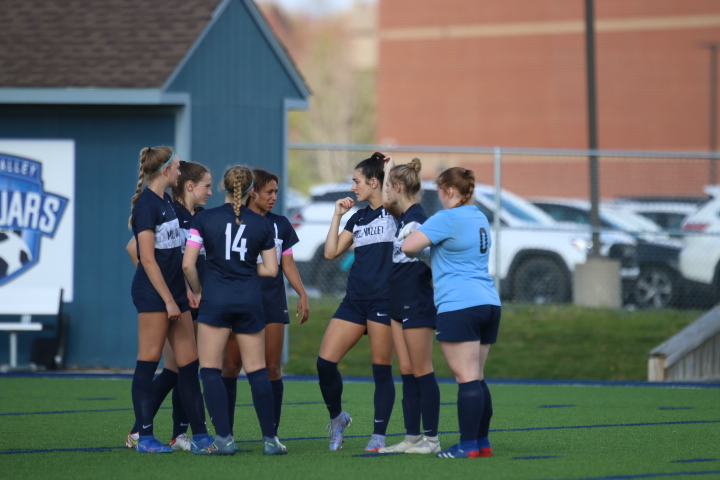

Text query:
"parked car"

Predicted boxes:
[[679, 186, 720, 302], [292, 181, 635, 303], [531, 198, 688, 308], [610, 197, 704, 236]]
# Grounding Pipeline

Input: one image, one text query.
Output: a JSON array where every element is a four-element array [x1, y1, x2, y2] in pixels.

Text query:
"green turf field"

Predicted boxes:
[[1, 375, 718, 480]]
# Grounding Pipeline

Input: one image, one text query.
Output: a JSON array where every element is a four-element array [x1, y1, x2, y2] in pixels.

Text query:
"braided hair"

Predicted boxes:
[[436, 167, 475, 209], [222, 166, 254, 225], [128, 146, 174, 228]]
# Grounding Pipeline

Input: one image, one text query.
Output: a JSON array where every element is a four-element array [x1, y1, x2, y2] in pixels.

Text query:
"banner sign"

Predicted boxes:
[[0, 140, 75, 300]]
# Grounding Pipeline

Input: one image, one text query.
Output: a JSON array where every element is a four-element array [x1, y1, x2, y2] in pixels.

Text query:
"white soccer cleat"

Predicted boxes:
[[378, 435, 423, 453], [170, 433, 193, 451], [405, 435, 441, 454]]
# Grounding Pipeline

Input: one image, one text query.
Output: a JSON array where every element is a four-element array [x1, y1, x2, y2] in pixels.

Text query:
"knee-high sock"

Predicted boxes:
[[271, 378, 284, 436], [171, 385, 189, 438], [222, 376, 238, 436], [478, 379, 493, 445], [401, 374, 421, 436], [131, 367, 177, 434], [457, 380, 483, 442], [199, 368, 230, 438], [372, 364, 395, 436], [416, 371, 440, 437], [131, 360, 159, 436], [177, 360, 208, 435], [317, 357, 343, 419], [247, 368, 275, 438]]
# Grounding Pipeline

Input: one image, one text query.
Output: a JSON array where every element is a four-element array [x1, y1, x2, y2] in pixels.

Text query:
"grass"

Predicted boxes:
[[285, 297, 704, 381], [1, 376, 719, 480]]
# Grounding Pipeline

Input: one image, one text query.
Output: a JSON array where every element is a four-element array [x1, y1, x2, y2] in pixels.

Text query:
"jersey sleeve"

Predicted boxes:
[[279, 216, 300, 250], [132, 196, 159, 233], [343, 209, 362, 233], [187, 211, 206, 248], [418, 210, 451, 245]]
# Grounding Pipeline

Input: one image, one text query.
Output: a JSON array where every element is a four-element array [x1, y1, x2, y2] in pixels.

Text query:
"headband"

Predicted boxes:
[[242, 180, 254, 196], [156, 153, 175, 173]]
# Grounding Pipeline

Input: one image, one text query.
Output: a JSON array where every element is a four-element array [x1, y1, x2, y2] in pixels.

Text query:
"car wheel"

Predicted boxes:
[[511, 257, 570, 304], [635, 265, 678, 309]]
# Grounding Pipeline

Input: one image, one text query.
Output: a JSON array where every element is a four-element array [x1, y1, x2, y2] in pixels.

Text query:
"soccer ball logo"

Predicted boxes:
[[0, 230, 33, 279]]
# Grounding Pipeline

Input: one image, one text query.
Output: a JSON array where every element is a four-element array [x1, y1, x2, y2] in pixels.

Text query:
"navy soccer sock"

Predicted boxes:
[[247, 368, 276, 438], [178, 360, 208, 436], [317, 357, 343, 419], [199, 368, 230, 438], [171, 385, 189, 438], [131, 360, 159, 436], [416, 371, 440, 437], [372, 364, 395, 436], [401, 374, 421, 436], [478, 379, 493, 447], [222, 376, 238, 436], [271, 378, 284, 436], [457, 380, 483, 443], [131, 367, 176, 434]]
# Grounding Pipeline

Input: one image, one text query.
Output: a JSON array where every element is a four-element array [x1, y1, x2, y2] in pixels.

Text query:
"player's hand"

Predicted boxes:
[[383, 155, 394, 170], [188, 290, 200, 309], [296, 294, 310, 324], [398, 221, 421, 241], [335, 197, 355, 216], [166, 301, 181, 322]]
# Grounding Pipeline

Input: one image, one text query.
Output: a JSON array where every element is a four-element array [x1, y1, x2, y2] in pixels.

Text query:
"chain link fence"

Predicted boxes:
[[285, 144, 720, 310]]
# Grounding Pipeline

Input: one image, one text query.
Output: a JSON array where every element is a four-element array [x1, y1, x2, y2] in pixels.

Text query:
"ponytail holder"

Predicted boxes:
[[156, 153, 175, 173], [242, 180, 254, 196]]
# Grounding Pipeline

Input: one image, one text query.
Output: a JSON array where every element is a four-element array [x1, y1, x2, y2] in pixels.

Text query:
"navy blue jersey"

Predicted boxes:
[[343, 205, 396, 300], [190, 204, 275, 314], [131, 189, 186, 305], [172, 201, 206, 282], [390, 203, 436, 320], [258, 212, 300, 311]]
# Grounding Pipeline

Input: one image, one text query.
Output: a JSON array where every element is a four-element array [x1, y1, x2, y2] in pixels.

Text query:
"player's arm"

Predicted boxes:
[[182, 244, 202, 297], [402, 229, 432, 257], [257, 247, 278, 278], [282, 253, 310, 324], [324, 197, 355, 260], [125, 237, 139, 268], [137, 229, 181, 321]]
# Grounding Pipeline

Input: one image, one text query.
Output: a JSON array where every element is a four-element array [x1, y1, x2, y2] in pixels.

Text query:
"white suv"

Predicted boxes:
[[679, 186, 720, 292], [292, 181, 633, 303]]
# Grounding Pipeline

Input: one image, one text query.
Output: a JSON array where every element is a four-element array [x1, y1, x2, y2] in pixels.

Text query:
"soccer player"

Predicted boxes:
[[377, 157, 441, 455], [221, 168, 310, 440], [128, 147, 211, 453], [402, 167, 501, 459], [183, 165, 286, 456], [317, 152, 396, 452], [125, 160, 213, 451]]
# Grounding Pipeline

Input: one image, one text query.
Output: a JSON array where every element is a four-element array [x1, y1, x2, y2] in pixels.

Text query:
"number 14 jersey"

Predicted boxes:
[[189, 203, 274, 314]]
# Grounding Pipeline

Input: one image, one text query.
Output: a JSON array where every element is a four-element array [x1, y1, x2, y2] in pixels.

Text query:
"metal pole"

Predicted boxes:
[[710, 44, 718, 184], [493, 146, 502, 296], [585, 0, 601, 256]]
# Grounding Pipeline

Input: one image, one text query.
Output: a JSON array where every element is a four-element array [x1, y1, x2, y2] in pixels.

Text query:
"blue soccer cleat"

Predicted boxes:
[[326, 411, 352, 451], [136, 436, 172, 453], [436, 443, 479, 459]]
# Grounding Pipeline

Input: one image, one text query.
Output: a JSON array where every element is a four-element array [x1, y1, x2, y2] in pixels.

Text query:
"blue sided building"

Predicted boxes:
[[0, 0, 310, 368]]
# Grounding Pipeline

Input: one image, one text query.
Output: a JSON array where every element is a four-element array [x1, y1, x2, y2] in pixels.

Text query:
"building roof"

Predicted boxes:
[[0, 0, 224, 88]]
